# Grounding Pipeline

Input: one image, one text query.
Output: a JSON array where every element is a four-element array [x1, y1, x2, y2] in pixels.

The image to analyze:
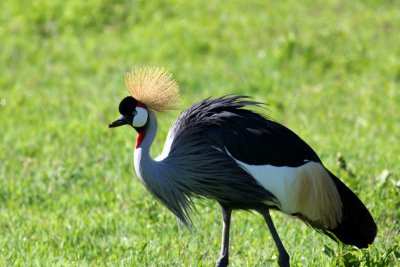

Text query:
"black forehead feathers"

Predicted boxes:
[[119, 96, 138, 114]]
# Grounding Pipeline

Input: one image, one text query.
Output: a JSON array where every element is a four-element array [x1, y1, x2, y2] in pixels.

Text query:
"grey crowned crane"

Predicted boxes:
[[109, 67, 377, 267]]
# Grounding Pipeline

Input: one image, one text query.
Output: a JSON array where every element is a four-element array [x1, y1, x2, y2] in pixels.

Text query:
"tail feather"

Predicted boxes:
[[324, 169, 377, 248]]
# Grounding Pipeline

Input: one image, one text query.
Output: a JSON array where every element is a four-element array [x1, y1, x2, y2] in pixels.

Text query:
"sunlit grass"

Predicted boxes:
[[0, 0, 399, 266]]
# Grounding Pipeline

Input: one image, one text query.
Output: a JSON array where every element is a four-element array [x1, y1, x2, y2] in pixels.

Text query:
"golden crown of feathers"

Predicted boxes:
[[125, 67, 180, 112]]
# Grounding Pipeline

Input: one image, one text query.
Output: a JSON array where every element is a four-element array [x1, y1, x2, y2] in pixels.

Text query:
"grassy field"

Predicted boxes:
[[1, 0, 399, 266]]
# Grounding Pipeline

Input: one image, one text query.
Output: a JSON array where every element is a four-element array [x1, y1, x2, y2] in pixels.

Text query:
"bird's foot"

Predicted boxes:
[[215, 255, 229, 267], [278, 252, 290, 267]]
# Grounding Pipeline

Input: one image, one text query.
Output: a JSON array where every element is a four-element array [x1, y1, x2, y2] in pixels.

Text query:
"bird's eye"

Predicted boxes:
[[133, 110, 137, 116]]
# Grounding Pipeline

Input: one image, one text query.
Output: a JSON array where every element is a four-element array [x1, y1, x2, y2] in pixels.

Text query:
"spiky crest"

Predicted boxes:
[[125, 67, 180, 112]]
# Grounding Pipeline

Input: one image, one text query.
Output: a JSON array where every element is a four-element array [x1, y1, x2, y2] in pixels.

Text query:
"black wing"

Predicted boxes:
[[172, 95, 321, 167]]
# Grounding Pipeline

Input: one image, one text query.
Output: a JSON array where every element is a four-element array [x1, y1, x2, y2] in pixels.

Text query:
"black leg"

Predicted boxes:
[[216, 205, 232, 267], [262, 209, 290, 267]]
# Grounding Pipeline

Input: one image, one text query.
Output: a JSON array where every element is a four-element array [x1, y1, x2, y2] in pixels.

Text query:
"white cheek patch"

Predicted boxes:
[[132, 107, 148, 127]]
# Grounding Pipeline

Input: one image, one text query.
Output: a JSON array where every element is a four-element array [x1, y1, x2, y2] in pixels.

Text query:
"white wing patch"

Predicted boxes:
[[232, 158, 343, 228]]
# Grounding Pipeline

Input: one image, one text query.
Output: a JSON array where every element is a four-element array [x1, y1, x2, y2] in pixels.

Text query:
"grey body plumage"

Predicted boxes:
[[134, 97, 278, 226]]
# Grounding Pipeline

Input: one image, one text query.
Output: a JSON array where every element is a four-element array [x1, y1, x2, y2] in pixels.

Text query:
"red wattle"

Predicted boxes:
[[135, 130, 145, 148], [137, 101, 146, 108]]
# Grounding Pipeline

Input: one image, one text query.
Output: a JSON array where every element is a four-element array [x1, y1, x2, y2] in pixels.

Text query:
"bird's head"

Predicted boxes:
[[108, 67, 179, 132], [108, 96, 149, 131]]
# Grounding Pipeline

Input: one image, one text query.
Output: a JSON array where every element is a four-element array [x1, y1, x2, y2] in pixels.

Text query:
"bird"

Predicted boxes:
[[109, 67, 377, 267]]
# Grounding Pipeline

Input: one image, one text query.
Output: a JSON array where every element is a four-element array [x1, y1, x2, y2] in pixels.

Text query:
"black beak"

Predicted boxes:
[[108, 115, 129, 128]]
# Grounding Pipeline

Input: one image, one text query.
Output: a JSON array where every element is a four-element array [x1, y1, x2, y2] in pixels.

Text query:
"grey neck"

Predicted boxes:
[[134, 110, 158, 183], [132, 110, 193, 226]]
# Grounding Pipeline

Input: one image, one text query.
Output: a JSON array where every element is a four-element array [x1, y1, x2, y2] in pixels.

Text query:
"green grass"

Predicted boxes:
[[1, 0, 399, 266]]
